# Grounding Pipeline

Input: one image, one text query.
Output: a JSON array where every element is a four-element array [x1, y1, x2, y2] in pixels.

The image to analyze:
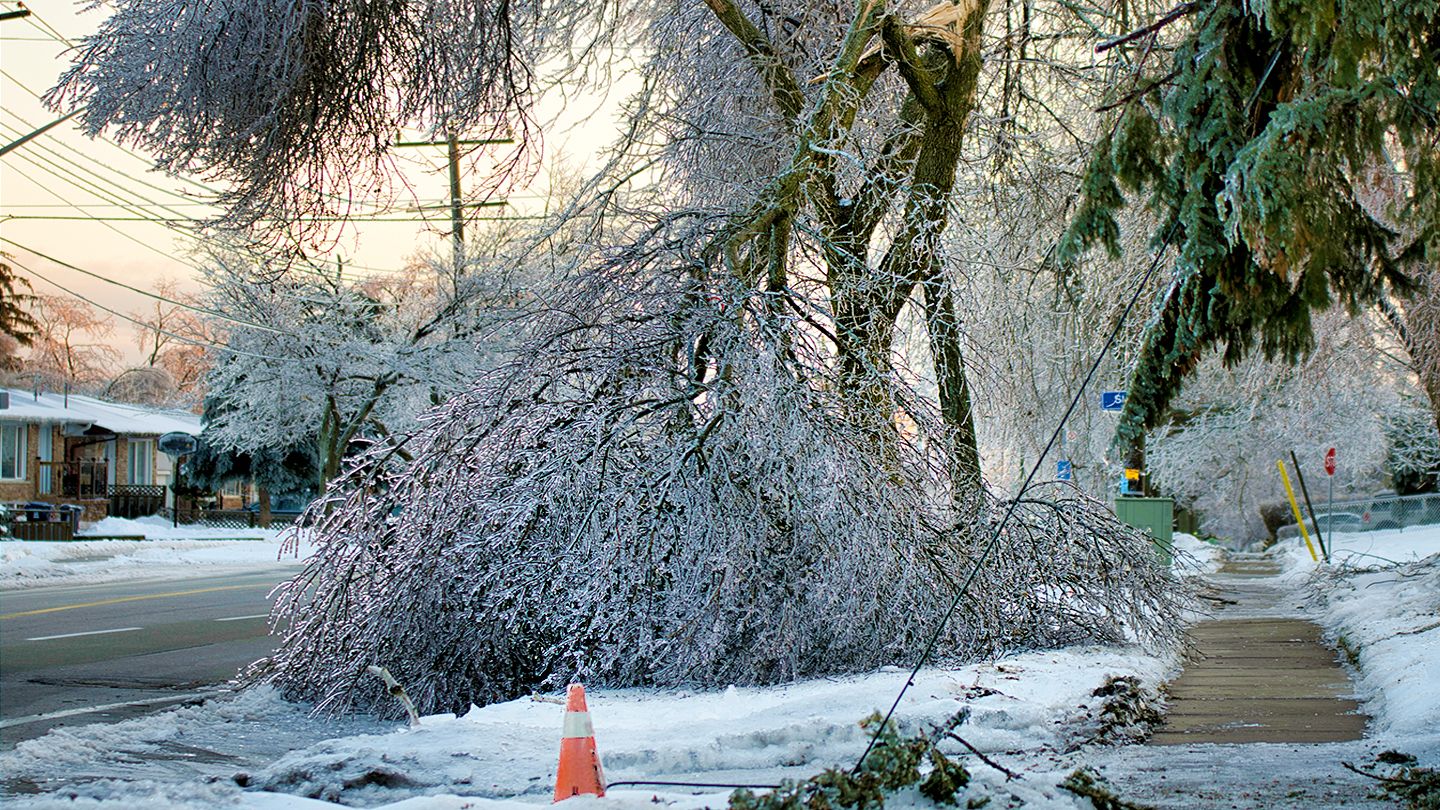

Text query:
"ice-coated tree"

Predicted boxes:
[[1146, 308, 1430, 540], [1057, 0, 1439, 468], [248, 1, 1196, 714], [55, 0, 1196, 714], [198, 241, 531, 491], [20, 294, 120, 392], [45, 0, 627, 245], [1378, 263, 1440, 438]]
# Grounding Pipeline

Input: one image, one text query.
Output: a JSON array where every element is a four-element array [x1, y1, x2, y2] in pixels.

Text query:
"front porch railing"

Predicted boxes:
[[35, 460, 109, 499]]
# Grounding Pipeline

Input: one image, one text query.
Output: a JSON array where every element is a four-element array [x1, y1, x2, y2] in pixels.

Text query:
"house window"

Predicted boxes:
[[0, 424, 26, 481], [127, 439, 154, 485]]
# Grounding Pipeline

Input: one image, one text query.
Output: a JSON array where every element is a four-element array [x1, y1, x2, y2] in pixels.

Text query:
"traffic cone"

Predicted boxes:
[[553, 683, 606, 801]]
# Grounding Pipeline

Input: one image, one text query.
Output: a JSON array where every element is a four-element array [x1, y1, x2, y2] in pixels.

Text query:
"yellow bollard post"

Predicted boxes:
[[1277, 460, 1319, 562]]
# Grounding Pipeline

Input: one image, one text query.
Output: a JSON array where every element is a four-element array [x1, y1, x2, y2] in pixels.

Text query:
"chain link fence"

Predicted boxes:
[[1277, 492, 1440, 540], [159, 507, 302, 530]]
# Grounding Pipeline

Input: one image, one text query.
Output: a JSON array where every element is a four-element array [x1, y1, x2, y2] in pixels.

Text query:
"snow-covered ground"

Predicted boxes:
[[1274, 521, 1440, 571], [1, 646, 1172, 809], [1, 517, 313, 589], [2, 523, 1436, 809], [1274, 524, 1440, 748]]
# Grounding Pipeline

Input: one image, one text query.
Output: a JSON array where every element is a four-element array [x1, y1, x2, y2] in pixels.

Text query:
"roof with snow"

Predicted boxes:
[[0, 388, 202, 437]]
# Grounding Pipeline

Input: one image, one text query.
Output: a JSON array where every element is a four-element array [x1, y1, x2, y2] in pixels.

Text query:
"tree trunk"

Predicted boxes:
[[258, 485, 273, 529], [921, 270, 982, 496], [1406, 269, 1440, 438]]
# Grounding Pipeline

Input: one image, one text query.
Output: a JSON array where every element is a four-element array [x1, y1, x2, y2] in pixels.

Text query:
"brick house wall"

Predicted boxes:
[[0, 423, 41, 502], [115, 437, 128, 486]]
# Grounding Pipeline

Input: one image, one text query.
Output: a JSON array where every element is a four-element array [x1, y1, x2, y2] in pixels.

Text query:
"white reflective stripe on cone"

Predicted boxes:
[[562, 711, 594, 738]]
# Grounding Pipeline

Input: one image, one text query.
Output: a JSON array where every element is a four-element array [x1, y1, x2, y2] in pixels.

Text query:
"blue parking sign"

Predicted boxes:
[[1101, 391, 1128, 411], [1057, 460, 1073, 481]]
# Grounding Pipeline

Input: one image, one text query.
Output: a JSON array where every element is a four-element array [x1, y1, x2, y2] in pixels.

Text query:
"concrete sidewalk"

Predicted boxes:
[[1151, 555, 1367, 745]]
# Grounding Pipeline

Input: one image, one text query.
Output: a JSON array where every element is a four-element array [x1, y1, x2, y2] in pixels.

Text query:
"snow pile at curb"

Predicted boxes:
[[3, 647, 1172, 809], [1169, 532, 1224, 575], [1, 518, 314, 588]]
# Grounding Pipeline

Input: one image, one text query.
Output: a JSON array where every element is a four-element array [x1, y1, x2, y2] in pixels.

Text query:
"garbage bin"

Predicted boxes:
[[21, 501, 55, 522], [1115, 496, 1174, 564], [57, 503, 84, 530]]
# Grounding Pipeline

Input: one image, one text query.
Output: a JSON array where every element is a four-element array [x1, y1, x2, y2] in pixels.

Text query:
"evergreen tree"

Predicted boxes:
[[1057, 0, 1438, 464], [0, 259, 39, 354]]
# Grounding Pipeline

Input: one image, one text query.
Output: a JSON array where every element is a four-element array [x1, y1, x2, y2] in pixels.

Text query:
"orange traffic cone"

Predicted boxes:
[[553, 683, 606, 801]]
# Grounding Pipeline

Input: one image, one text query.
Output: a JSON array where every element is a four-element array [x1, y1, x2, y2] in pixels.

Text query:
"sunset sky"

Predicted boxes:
[[0, 0, 627, 365]]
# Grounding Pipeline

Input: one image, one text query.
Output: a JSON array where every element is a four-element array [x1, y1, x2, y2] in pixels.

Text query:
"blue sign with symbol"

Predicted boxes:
[[1101, 391, 1128, 411], [1057, 460, 1073, 481]]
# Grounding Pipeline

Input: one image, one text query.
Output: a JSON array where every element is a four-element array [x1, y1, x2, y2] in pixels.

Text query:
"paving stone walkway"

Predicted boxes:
[[1150, 554, 1368, 744]]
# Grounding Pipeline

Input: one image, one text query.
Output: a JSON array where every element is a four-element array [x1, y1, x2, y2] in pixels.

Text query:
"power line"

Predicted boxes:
[[851, 223, 1180, 773], [2, 69, 396, 215], [0, 37, 545, 283], [0, 138, 216, 276], [2, 237, 294, 335], [0, 129, 272, 285], [0, 128, 393, 283], [22, 7, 73, 46], [1, 65, 540, 220], [2, 109, 524, 228], [8, 257, 299, 364], [0, 118, 200, 219]]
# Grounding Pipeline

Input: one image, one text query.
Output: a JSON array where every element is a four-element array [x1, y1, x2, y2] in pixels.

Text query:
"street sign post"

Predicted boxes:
[[1324, 447, 1336, 543], [1100, 391, 1128, 412], [1057, 460, 1073, 481]]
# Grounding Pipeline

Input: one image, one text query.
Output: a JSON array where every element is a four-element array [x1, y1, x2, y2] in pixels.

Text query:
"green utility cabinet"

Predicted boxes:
[[1115, 497, 1174, 564]]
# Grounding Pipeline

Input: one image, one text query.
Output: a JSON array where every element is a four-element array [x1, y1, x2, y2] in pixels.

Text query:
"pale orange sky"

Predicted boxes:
[[0, 0, 631, 366]]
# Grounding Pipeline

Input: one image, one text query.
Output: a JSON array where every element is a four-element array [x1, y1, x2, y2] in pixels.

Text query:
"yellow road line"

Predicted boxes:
[[0, 584, 268, 620]]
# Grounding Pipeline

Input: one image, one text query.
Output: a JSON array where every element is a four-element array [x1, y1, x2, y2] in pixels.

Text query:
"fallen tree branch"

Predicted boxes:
[[1342, 760, 1431, 786], [945, 732, 1023, 780], [1095, 3, 1198, 53]]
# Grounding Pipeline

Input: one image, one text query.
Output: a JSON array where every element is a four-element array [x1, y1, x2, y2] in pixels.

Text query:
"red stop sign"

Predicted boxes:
[[1324, 447, 1336, 476]]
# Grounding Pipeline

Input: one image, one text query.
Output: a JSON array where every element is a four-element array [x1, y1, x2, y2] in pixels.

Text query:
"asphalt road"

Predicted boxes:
[[0, 570, 297, 748]]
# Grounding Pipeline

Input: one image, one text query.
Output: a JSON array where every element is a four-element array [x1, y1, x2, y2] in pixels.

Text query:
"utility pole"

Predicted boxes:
[[446, 132, 464, 273], [394, 132, 513, 283]]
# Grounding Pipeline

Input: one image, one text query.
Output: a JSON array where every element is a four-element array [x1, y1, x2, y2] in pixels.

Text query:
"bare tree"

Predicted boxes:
[[23, 295, 120, 392], [130, 278, 213, 403]]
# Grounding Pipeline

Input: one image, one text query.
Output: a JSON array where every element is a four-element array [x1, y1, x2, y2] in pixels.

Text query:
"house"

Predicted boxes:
[[0, 387, 202, 521]]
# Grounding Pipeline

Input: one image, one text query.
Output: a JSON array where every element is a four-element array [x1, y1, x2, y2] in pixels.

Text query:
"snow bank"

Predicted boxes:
[[79, 516, 289, 541], [4, 647, 1173, 809], [1276, 523, 1440, 750], [1, 518, 315, 589], [1169, 532, 1224, 575], [1273, 522, 1440, 573]]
